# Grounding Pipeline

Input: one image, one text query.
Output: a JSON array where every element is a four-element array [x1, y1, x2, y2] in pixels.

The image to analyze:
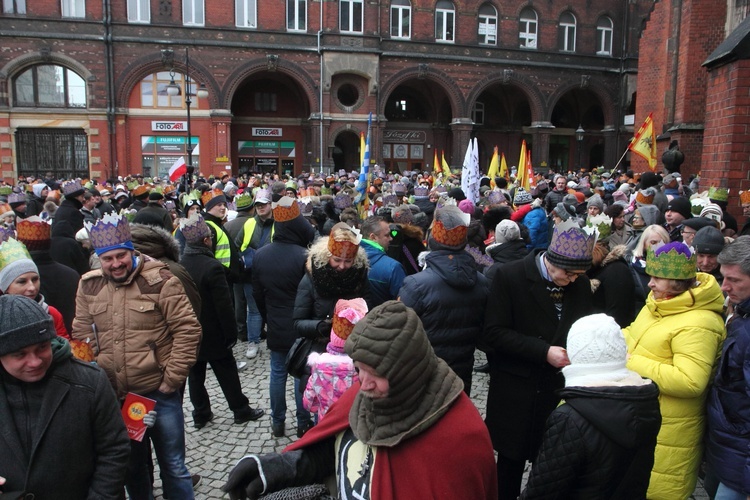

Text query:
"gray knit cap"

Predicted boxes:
[[0, 258, 38, 293], [0, 294, 55, 356]]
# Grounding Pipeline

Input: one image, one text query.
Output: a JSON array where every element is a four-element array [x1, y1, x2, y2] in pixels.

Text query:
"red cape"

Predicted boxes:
[[286, 383, 497, 500]]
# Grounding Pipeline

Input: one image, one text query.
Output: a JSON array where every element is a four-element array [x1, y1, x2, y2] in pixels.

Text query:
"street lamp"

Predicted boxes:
[[576, 124, 585, 170], [161, 47, 208, 193]]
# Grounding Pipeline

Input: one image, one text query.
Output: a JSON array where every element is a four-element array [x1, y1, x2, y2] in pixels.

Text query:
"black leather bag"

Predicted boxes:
[[285, 337, 316, 378]]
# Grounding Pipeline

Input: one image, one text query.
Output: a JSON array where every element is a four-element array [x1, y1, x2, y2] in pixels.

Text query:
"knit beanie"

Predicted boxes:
[[391, 205, 414, 225], [513, 188, 532, 206], [587, 194, 604, 211], [494, 219, 521, 245], [545, 219, 596, 271], [0, 239, 38, 293], [458, 199, 475, 216], [562, 313, 637, 387], [0, 294, 55, 357], [666, 197, 692, 220], [692, 226, 725, 255], [328, 298, 368, 353], [553, 201, 577, 222], [699, 203, 723, 227]]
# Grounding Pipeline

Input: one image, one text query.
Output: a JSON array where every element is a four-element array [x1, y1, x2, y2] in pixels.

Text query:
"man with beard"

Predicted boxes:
[[71, 213, 202, 499], [223, 301, 497, 500]]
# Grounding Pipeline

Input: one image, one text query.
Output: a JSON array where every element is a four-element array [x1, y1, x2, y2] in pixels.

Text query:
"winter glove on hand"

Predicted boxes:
[[143, 411, 157, 428], [222, 452, 307, 500], [223, 456, 265, 500], [315, 319, 332, 338]]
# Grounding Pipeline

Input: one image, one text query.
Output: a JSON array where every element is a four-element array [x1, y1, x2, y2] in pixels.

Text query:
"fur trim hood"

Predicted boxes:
[[129, 223, 181, 262], [305, 235, 369, 273]]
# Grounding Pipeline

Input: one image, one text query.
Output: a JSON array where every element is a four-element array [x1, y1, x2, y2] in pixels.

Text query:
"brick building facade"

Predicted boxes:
[[0, 0, 653, 181]]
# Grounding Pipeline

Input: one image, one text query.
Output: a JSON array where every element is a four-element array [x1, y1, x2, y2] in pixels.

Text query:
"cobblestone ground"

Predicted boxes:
[[147, 344, 709, 499]]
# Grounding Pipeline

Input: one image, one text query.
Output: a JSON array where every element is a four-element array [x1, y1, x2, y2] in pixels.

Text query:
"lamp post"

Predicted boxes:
[[576, 124, 585, 171], [161, 47, 208, 193]]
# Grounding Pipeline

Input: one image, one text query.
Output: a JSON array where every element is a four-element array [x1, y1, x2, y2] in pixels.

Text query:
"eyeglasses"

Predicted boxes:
[[681, 230, 696, 235], [564, 270, 586, 279], [632, 215, 643, 221]]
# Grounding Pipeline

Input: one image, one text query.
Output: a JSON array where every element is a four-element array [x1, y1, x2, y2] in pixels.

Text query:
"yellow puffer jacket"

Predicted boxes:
[[623, 272, 725, 500]]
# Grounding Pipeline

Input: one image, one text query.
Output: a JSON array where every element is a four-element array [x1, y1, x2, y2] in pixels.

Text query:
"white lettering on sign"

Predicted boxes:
[[151, 121, 188, 131], [252, 127, 282, 137]]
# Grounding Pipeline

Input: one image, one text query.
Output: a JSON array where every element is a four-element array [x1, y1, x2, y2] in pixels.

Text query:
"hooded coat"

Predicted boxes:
[[49, 220, 90, 276], [624, 273, 725, 500], [588, 244, 635, 327], [29, 248, 80, 333], [484, 239, 529, 282], [399, 250, 489, 395], [52, 196, 84, 233], [521, 384, 662, 500]]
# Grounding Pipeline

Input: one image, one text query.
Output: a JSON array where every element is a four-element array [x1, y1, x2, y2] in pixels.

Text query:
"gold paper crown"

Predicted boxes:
[[235, 192, 254, 210], [0, 238, 32, 271], [86, 213, 132, 252], [635, 189, 654, 205], [16, 216, 50, 250], [431, 219, 468, 246], [272, 196, 301, 222], [741, 190, 750, 204], [180, 214, 210, 244], [708, 186, 729, 202], [132, 184, 150, 198], [645, 242, 696, 280], [328, 223, 361, 259], [201, 188, 224, 207]]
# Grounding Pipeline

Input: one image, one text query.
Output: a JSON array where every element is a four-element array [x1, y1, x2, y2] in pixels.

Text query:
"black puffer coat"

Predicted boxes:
[[484, 239, 529, 282], [399, 250, 489, 395], [52, 197, 85, 233], [521, 383, 661, 500]]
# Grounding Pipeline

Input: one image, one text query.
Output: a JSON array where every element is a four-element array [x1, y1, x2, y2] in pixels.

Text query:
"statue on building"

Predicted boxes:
[[662, 140, 685, 174]]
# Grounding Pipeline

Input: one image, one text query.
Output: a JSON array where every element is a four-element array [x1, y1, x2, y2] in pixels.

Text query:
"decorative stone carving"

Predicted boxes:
[[502, 69, 514, 84], [418, 64, 428, 79], [580, 75, 590, 89], [267, 54, 279, 72]]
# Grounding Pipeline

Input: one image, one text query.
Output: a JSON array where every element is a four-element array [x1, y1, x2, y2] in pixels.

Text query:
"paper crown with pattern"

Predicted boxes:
[[546, 219, 597, 271], [16, 216, 50, 251], [132, 184, 150, 198], [413, 186, 429, 197], [645, 241, 696, 280], [393, 182, 408, 196], [0, 225, 14, 243], [586, 213, 613, 241], [0, 186, 12, 196], [201, 188, 225, 208], [7, 192, 25, 205], [85, 213, 133, 255], [62, 180, 85, 197], [328, 223, 361, 259], [299, 198, 313, 217], [272, 196, 301, 222], [690, 195, 708, 215], [0, 237, 32, 272], [708, 186, 729, 202], [333, 192, 353, 210], [235, 192, 254, 211], [635, 188, 655, 205], [180, 214, 211, 244], [741, 191, 750, 204], [381, 194, 399, 208]]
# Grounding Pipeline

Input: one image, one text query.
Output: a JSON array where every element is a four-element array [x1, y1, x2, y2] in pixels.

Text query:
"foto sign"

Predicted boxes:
[[152, 121, 188, 131], [252, 127, 282, 137]]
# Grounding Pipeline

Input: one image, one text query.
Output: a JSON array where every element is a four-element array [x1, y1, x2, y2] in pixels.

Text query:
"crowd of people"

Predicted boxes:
[[0, 164, 748, 500]]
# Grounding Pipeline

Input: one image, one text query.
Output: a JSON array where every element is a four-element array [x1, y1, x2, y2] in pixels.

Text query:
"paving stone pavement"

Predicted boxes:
[[146, 344, 709, 499]]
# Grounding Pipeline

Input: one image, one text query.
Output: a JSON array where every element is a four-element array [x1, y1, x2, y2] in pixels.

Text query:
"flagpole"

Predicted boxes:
[[612, 148, 630, 172]]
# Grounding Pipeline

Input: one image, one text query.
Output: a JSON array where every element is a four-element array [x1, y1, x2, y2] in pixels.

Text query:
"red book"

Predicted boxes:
[[121, 392, 156, 442]]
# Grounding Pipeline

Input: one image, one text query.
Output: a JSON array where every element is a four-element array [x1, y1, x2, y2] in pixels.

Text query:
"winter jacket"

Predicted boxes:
[[29, 248, 80, 333], [0, 338, 130, 499], [544, 189, 567, 214], [71, 253, 202, 399], [706, 297, 750, 495], [49, 220, 90, 275], [25, 193, 46, 218], [360, 239, 406, 307], [588, 244, 636, 327], [484, 239, 528, 282], [226, 211, 273, 283], [386, 223, 425, 275], [624, 272, 726, 500], [399, 250, 489, 395], [52, 197, 84, 233], [522, 206, 548, 250], [253, 214, 316, 352], [413, 196, 436, 224], [132, 202, 173, 232], [481, 250, 594, 461], [303, 351, 359, 421], [204, 211, 243, 283], [521, 383, 662, 500]]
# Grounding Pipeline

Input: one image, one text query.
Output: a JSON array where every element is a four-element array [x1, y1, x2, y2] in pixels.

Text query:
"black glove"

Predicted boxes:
[[315, 319, 332, 337], [222, 456, 264, 500], [222, 452, 306, 500]]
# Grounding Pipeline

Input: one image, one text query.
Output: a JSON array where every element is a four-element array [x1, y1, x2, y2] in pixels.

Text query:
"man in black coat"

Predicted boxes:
[[481, 218, 596, 500], [252, 196, 316, 438], [50, 219, 90, 275], [52, 180, 86, 233], [180, 214, 264, 429]]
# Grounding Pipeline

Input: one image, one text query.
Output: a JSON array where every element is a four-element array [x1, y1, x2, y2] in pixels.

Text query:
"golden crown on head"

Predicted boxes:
[[645, 242, 696, 280], [201, 188, 224, 207], [179, 214, 211, 243], [272, 196, 301, 222], [85, 213, 132, 251], [16, 216, 50, 250], [0, 238, 32, 271]]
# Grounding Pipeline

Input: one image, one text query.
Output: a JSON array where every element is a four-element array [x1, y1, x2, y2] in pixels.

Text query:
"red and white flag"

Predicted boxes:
[[168, 156, 187, 181]]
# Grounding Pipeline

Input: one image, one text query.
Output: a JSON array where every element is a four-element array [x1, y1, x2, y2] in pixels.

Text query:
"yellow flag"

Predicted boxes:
[[441, 150, 452, 176], [499, 153, 508, 180], [517, 140, 528, 189], [487, 146, 499, 180], [628, 113, 657, 171], [433, 149, 441, 175], [359, 131, 365, 170]]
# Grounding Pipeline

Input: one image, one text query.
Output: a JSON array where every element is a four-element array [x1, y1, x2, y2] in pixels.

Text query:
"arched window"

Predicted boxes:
[[596, 16, 613, 55], [558, 11, 576, 52], [140, 72, 202, 109], [13, 64, 86, 108], [390, 0, 411, 39], [435, 0, 455, 43], [478, 3, 497, 45], [519, 7, 537, 49]]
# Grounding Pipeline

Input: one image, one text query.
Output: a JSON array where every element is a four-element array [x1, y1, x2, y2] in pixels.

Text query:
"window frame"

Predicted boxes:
[[435, 0, 455, 43], [3, 0, 26, 14], [478, 4, 497, 46], [558, 11, 577, 52], [286, 0, 306, 31], [339, 0, 363, 34], [390, 0, 411, 39], [13, 64, 87, 109], [472, 101, 485, 125], [236, 0, 257, 28], [139, 72, 200, 110], [61, 0, 84, 18], [182, 0, 205, 27], [519, 7, 537, 49], [596, 16, 613, 55], [127, 0, 150, 23]]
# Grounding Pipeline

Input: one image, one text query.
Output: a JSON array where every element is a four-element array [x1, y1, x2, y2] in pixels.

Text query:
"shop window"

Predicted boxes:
[[61, 0, 84, 17], [478, 3, 497, 45], [390, 0, 410, 39], [128, 0, 149, 22], [3, 0, 25, 14], [596, 16, 613, 55], [14, 65, 86, 108], [519, 7, 537, 49], [435, 0, 454, 43], [183, 0, 204, 26], [340, 0, 362, 33], [141, 136, 199, 178], [558, 12, 576, 52], [16, 128, 89, 179], [140, 72, 201, 109], [287, 0, 306, 31], [236, 0, 256, 28]]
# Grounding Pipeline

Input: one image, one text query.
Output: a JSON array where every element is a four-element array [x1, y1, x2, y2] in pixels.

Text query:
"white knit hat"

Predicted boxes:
[[494, 220, 520, 245], [562, 314, 636, 387]]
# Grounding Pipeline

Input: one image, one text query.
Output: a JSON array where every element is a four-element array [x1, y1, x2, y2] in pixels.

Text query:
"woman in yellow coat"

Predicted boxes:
[[623, 241, 725, 500]]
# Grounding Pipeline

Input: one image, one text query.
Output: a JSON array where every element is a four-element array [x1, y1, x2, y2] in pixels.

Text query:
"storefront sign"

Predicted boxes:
[[252, 127, 282, 137], [382, 130, 426, 143], [151, 121, 188, 132]]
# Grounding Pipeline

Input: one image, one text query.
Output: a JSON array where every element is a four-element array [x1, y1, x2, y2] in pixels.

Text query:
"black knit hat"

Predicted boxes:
[[666, 197, 692, 220], [0, 294, 55, 356]]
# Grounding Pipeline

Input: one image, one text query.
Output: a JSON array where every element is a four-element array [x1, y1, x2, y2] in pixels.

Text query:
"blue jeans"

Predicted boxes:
[[715, 482, 746, 500], [269, 350, 311, 427], [243, 282, 262, 344], [125, 390, 193, 500]]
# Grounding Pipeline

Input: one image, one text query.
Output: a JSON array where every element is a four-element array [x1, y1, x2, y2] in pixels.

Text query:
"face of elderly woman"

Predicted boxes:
[[648, 276, 683, 300]]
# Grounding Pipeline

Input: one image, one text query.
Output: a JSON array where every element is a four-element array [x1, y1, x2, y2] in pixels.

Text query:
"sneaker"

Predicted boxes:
[[297, 421, 315, 438], [193, 412, 214, 430], [192, 474, 202, 489], [245, 344, 259, 359], [234, 407, 265, 424], [272, 422, 285, 437], [236, 361, 247, 372]]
